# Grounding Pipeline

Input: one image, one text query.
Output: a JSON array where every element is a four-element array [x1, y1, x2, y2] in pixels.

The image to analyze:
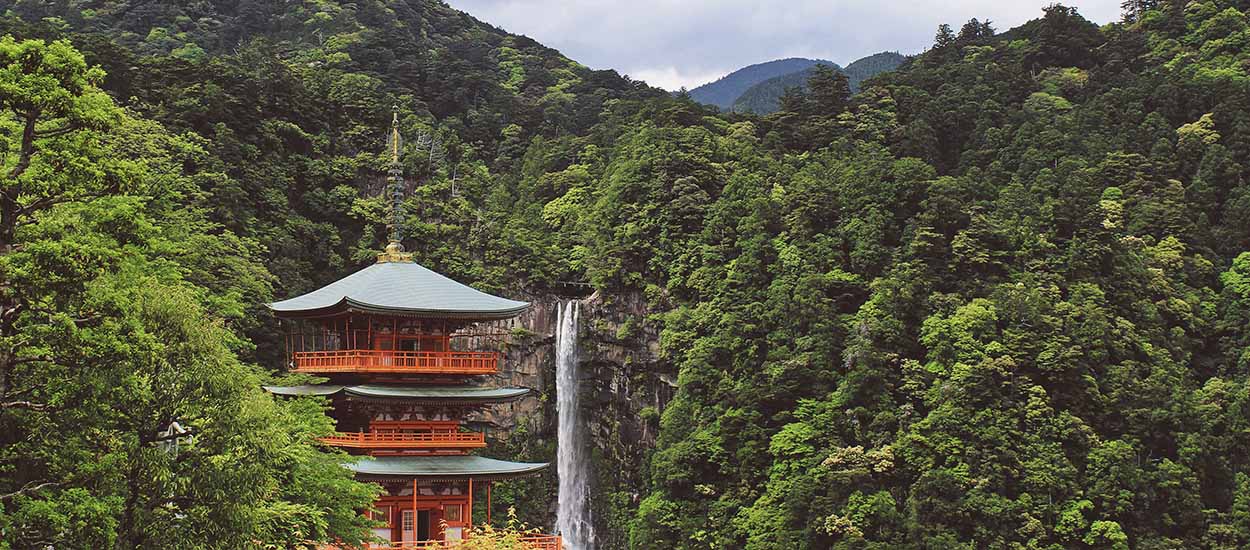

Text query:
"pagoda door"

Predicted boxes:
[[401, 510, 415, 544], [417, 510, 432, 541]]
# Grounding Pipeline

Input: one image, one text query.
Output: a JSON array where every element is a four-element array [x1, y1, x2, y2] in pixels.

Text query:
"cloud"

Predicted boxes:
[[626, 66, 735, 92], [445, 0, 1123, 90]]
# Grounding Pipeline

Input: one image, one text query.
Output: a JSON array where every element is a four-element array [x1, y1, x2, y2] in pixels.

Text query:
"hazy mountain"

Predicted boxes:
[[686, 57, 836, 110], [732, 51, 907, 114]]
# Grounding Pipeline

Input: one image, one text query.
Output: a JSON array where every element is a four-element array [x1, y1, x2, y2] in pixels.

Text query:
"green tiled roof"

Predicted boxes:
[[268, 261, 529, 319], [263, 384, 344, 396], [346, 455, 548, 480], [263, 384, 530, 403]]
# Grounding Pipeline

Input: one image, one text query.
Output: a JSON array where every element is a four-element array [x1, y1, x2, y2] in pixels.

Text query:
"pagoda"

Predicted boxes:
[[264, 116, 559, 549]]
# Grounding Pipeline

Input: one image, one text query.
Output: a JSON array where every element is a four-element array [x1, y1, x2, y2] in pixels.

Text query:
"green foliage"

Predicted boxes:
[[6, 2, 1250, 549], [0, 37, 375, 549]]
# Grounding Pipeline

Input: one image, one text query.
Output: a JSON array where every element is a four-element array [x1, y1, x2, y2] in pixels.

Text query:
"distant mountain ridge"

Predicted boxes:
[[687, 57, 836, 110], [732, 51, 907, 114]]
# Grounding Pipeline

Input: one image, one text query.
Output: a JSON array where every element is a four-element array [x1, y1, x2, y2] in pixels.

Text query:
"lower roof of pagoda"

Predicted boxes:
[[263, 384, 530, 405], [347, 455, 549, 482]]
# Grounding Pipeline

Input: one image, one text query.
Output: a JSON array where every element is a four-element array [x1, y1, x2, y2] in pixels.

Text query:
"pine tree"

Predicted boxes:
[[807, 64, 852, 115], [934, 23, 957, 49], [778, 85, 809, 114], [959, 18, 984, 41], [980, 19, 996, 37], [1120, 0, 1158, 23]]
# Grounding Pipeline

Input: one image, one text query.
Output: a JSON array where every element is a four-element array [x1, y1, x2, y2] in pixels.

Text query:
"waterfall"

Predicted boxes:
[[555, 300, 594, 550]]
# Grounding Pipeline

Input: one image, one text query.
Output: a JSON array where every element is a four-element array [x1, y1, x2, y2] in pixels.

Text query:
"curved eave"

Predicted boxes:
[[263, 385, 531, 404], [345, 385, 529, 403], [263, 385, 343, 397], [346, 456, 549, 482], [269, 296, 531, 321]]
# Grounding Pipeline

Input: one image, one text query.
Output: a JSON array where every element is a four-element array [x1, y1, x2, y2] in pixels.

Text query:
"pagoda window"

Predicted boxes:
[[369, 506, 392, 526], [444, 504, 462, 522]]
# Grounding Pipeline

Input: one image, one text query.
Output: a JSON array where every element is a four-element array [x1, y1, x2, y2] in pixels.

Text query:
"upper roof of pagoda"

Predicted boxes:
[[269, 251, 529, 320]]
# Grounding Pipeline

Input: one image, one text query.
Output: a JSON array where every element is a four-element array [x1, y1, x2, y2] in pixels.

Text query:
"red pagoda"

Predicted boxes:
[[264, 116, 559, 549]]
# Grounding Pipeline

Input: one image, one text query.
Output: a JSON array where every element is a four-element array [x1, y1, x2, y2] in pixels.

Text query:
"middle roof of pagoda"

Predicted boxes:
[[268, 260, 529, 320], [263, 385, 530, 404]]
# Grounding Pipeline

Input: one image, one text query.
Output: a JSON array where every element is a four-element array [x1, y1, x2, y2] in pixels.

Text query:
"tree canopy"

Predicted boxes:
[[2, 1, 1250, 549]]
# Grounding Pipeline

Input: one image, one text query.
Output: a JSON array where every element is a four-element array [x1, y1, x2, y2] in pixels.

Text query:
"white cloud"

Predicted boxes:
[[447, 0, 1123, 90], [625, 66, 732, 92]]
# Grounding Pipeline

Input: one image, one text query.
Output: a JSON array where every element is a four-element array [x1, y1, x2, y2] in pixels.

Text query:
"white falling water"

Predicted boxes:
[[555, 301, 595, 550]]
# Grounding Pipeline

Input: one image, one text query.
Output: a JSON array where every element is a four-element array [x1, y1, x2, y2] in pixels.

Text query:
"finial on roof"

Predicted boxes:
[[389, 110, 401, 165], [379, 108, 414, 264]]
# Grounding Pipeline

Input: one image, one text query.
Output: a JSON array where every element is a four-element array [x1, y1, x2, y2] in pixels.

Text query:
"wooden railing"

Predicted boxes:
[[321, 431, 486, 449], [293, 350, 499, 375], [364, 535, 562, 549]]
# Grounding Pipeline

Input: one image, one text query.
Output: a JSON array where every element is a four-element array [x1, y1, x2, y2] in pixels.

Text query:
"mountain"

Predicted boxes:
[[732, 51, 906, 114], [841, 50, 908, 79], [687, 57, 836, 110]]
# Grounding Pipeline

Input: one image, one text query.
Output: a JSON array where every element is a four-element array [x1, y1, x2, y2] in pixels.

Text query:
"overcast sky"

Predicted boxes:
[[444, 0, 1123, 91]]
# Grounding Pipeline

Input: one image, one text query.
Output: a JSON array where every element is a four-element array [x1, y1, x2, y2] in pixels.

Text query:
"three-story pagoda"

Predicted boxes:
[[264, 117, 558, 549]]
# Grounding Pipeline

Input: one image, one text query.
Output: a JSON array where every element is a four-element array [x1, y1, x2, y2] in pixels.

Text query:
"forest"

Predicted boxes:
[[3, 0, 1250, 549]]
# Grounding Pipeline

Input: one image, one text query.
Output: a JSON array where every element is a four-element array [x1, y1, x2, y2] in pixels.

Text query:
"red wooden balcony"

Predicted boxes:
[[293, 350, 499, 375], [321, 430, 486, 450]]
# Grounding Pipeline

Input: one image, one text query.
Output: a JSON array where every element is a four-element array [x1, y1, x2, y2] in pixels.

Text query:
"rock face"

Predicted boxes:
[[479, 290, 675, 549]]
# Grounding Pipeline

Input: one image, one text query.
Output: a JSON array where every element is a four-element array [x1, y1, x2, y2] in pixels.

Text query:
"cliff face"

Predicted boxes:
[[479, 291, 674, 548]]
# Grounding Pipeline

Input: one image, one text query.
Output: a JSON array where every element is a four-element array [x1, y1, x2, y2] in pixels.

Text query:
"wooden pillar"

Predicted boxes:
[[486, 481, 492, 525], [468, 477, 474, 530], [412, 479, 417, 541]]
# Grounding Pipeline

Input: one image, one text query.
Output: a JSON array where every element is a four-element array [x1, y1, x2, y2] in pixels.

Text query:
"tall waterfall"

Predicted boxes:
[[555, 301, 594, 550]]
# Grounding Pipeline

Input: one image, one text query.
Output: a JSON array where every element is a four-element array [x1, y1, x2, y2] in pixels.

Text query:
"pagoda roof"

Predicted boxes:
[[346, 455, 549, 481], [263, 384, 530, 404], [268, 261, 529, 320]]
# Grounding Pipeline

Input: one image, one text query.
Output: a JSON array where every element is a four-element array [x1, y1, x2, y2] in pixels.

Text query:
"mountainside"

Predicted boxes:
[[733, 51, 906, 114], [6, 1, 1250, 550], [0, 0, 662, 320], [687, 57, 835, 109]]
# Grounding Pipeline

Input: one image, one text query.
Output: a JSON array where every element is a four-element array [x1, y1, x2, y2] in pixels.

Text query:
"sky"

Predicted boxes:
[[444, 0, 1123, 91]]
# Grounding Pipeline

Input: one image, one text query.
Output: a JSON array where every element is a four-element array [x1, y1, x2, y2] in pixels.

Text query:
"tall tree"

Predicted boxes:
[[807, 64, 852, 115], [934, 24, 957, 49], [1120, 0, 1159, 23], [0, 37, 376, 550]]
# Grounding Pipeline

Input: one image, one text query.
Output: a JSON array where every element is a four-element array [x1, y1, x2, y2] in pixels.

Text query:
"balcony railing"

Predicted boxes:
[[321, 431, 486, 449], [293, 350, 499, 375], [364, 535, 562, 550]]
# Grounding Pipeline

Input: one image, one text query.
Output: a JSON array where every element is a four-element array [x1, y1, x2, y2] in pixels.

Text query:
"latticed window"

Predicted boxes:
[[370, 506, 392, 526], [444, 504, 462, 522]]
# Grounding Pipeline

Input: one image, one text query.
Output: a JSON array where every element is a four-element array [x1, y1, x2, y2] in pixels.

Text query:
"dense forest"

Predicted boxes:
[[3, 0, 1250, 549]]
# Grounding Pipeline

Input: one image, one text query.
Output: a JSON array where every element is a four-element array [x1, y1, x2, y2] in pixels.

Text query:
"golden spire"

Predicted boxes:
[[390, 111, 401, 165], [378, 109, 413, 264]]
